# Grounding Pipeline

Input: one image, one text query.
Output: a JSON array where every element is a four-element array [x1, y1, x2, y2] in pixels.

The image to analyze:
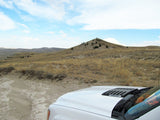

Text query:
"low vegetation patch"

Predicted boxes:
[[0, 67, 15, 74], [19, 69, 66, 81]]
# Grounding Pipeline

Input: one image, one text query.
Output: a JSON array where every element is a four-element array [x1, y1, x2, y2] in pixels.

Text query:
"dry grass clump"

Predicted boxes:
[[0, 47, 160, 86], [0, 67, 15, 75], [19, 69, 66, 81]]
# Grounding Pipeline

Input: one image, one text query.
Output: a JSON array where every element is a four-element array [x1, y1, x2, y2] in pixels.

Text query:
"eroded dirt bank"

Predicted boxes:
[[0, 73, 90, 120]]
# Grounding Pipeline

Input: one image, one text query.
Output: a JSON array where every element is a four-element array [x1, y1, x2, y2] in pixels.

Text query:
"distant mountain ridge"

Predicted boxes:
[[0, 47, 64, 60]]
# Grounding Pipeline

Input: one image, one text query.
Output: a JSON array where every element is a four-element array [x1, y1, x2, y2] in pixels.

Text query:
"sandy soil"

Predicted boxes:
[[0, 73, 91, 120]]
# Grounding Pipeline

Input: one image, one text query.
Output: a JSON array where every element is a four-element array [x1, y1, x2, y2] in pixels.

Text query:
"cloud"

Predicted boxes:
[[47, 30, 81, 48], [23, 37, 39, 41], [23, 30, 30, 33], [104, 38, 124, 45], [18, 23, 29, 29], [12, 0, 68, 20], [21, 15, 34, 22], [0, 36, 42, 48], [0, 12, 16, 30], [59, 30, 67, 37], [17, 23, 30, 33], [0, 0, 70, 20], [0, 31, 81, 48], [142, 40, 160, 46], [0, 0, 13, 9], [1, 0, 160, 30], [68, 0, 160, 30], [46, 31, 55, 34], [127, 36, 160, 46]]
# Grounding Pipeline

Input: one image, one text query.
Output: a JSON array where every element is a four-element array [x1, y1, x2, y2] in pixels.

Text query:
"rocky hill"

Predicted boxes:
[[70, 38, 124, 51]]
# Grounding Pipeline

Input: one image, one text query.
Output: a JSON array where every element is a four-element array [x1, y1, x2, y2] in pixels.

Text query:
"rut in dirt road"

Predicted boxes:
[[0, 74, 89, 120]]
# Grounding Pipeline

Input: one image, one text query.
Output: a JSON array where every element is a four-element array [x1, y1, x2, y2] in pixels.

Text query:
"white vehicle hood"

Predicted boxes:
[[53, 86, 143, 117]]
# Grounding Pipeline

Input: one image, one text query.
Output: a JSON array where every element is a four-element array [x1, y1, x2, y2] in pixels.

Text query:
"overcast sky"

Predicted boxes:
[[0, 0, 160, 48]]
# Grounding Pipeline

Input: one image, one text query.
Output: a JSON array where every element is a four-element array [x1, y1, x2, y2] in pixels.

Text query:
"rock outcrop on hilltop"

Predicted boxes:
[[70, 38, 124, 51]]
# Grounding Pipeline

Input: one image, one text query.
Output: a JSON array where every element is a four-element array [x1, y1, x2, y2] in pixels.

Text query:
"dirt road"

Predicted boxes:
[[0, 74, 90, 120]]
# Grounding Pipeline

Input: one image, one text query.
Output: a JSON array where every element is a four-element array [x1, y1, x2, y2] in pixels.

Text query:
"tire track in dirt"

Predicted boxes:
[[0, 74, 90, 120], [0, 78, 14, 119]]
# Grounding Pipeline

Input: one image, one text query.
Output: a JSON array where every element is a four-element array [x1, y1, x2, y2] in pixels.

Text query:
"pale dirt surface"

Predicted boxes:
[[0, 73, 91, 120]]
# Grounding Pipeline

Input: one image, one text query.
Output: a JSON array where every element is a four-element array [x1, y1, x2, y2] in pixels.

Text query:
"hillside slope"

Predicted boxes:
[[0, 38, 160, 86]]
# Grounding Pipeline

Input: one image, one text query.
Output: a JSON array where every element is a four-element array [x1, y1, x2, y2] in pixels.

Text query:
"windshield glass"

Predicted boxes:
[[135, 86, 160, 104], [125, 86, 160, 120]]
